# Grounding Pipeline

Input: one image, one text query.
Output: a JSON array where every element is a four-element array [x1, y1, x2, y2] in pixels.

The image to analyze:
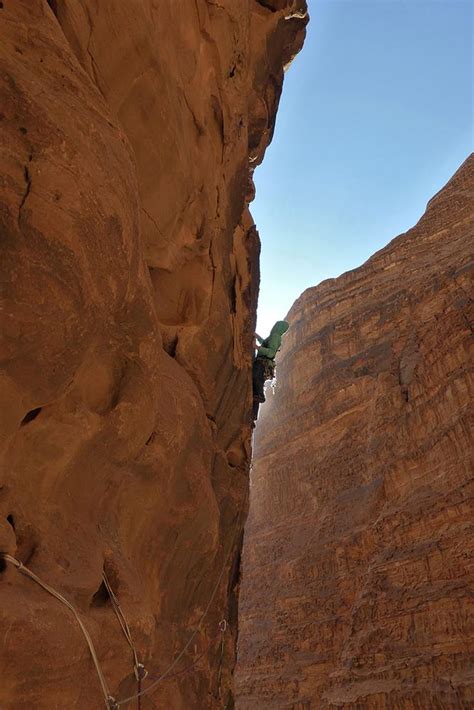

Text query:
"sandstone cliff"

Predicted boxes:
[[0, 1, 307, 708], [237, 155, 474, 708]]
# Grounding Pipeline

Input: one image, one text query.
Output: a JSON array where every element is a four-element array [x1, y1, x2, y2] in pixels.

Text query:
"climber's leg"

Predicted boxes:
[[252, 358, 266, 405], [252, 397, 260, 422]]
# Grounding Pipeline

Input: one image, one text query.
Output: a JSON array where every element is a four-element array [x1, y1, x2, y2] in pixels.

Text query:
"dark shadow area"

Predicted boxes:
[[21, 407, 42, 426]]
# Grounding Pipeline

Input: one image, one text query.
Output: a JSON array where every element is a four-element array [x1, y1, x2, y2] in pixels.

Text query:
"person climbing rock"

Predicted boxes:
[[252, 320, 289, 421]]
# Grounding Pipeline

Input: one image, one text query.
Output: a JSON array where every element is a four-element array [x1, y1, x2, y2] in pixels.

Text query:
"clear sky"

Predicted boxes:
[[254, 0, 473, 338]]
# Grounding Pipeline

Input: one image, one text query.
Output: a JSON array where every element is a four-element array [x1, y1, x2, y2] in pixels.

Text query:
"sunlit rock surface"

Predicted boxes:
[[0, 1, 307, 707], [237, 155, 474, 709]]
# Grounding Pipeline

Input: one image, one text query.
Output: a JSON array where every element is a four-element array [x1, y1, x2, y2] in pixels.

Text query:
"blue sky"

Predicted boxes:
[[254, 0, 473, 338]]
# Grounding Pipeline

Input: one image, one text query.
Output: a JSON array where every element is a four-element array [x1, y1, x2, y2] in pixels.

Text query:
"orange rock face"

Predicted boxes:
[[237, 156, 474, 708], [0, 1, 306, 708]]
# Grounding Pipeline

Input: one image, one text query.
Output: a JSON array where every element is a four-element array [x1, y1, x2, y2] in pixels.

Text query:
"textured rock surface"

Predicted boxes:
[[0, 1, 307, 708], [237, 156, 474, 708]]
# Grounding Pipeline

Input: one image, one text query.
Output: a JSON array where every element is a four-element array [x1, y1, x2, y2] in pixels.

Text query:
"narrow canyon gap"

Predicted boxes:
[[0, 1, 308, 708], [237, 155, 474, 708]]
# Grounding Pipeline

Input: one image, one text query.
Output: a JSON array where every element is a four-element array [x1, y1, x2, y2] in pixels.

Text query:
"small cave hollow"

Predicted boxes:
[[91, 579, 111, 608], [164, 335, 179, 358], [21, 407, 42, 426], [90, 560, 119, 608]]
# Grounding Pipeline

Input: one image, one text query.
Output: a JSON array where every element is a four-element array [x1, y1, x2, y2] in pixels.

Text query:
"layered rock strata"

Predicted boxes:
[[237, 155, 474, 708], [0, 1, 307, 708]]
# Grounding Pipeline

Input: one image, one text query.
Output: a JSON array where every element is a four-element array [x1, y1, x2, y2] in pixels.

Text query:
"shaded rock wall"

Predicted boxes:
[[237, 156, 474, 708], [0, 1, 307, 708]]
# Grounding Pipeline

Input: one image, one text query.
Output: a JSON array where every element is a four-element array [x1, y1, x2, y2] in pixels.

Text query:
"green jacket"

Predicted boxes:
[[256, 320, 289, 360]]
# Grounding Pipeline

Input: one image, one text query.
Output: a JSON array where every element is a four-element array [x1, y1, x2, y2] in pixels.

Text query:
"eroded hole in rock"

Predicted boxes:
[[149, 257, 212, 326], [6, 514, 15, 531], [256, 0, 278, 11], [91, 561, 119, 607], [145, 432, 155, 446], [21, 407, 42, 426], [91, 580, 110, 607], [164, 335, 179, 358]]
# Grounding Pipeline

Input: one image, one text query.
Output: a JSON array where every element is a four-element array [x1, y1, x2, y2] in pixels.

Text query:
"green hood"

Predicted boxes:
[[270, 320, 290, 336], [256, 320, 290, 360]]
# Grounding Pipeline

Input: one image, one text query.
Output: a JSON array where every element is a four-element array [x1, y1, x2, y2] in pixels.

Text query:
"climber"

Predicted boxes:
[[252, 320, 289, 421]]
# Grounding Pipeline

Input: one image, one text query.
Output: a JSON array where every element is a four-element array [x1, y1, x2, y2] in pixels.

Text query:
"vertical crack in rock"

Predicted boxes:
[[17, 164, 32, 225], [84, 4, 106, 100]]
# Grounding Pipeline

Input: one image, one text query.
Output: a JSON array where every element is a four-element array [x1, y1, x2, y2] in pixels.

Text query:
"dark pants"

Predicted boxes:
[[252, 358, 266, 402], [252, 357, 273, 421]]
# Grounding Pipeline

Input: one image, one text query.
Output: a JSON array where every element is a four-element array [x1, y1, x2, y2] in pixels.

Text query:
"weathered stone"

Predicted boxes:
[[0, 1, 307, 707], [237, 155, 474, 709]]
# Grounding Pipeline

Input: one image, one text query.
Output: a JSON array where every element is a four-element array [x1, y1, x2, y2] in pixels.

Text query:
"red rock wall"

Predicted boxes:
[[0, 1, 307, 708], [237, 156, 474, 708]]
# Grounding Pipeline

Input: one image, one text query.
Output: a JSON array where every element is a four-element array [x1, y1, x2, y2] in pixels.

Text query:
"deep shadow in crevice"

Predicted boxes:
[[145, 432, 155, 446], [91, 579, 111, 608], [164, 335, 179, 358], [46, 0, 58, 17], [21, 407, 42, 426], [91, 560, 120, 607], [227, 531, 244, 629], [6, 514, 15, 531]]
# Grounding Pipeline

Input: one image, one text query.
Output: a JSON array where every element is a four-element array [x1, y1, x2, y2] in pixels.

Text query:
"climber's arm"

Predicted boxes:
[[257, 345, 275, 358], [257, 333, 282, 359], [263, 332, 284, 358]]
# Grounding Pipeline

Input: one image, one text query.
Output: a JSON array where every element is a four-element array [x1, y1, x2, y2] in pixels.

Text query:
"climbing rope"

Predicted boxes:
[[102, 570, 147, 709], [215, 619, 227, 698], [146, 619, 226, 684], [1, 554, 112, 709], [115, 493, 247, 706], [0, 484, 248, 707], [102, 570, 146, 683]]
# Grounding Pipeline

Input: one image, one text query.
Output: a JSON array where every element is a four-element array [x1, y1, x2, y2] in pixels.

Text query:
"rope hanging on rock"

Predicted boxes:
[[1, 553, 113, 708], [0, 484, 247, 707], [101, 570, 147, 710], [102, 570, 147, 683], [114, 504, 244, 706]]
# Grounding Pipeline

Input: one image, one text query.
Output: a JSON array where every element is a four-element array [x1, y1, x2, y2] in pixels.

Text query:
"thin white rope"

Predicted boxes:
[[102, 571, 146, 681], [116, 492, 248, 706], [0, 484, 248, 708], [1, 554, 113, 708]]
